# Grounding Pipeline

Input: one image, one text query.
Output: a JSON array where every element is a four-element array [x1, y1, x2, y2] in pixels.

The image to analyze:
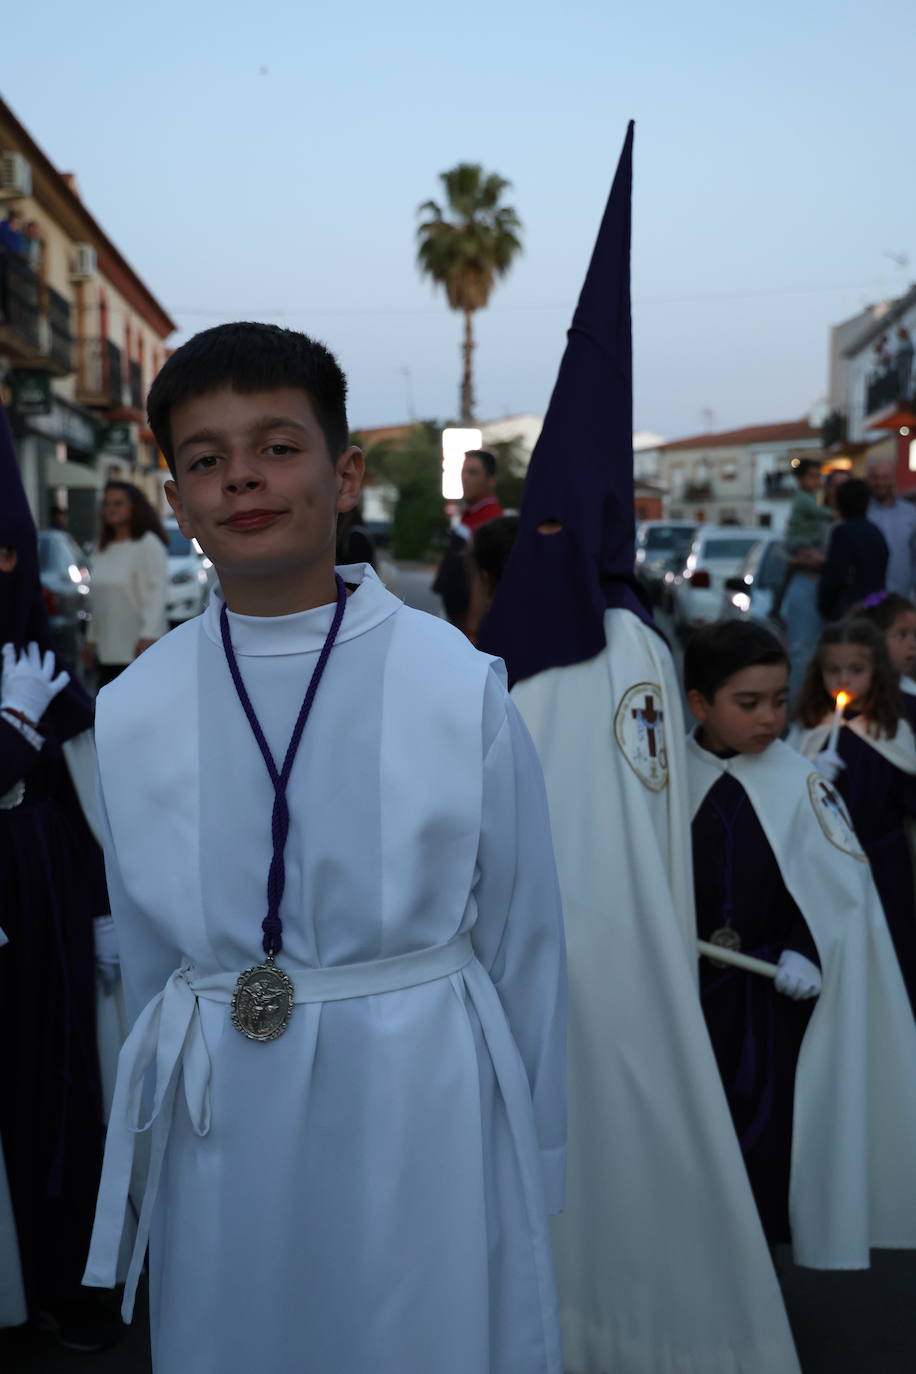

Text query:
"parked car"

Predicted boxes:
[[721, 537, 787, 638], [635, 520, 698, 603], [669, 526, 765, 636], [37, 528, 92, 663], [164, 519, 211, 626]]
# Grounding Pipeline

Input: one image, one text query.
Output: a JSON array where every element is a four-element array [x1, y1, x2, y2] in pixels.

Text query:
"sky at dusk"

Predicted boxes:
[[3, 0, 914, 441]]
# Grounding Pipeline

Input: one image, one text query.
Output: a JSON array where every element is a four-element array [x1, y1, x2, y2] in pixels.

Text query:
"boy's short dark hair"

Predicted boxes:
[[684, 620, 788, 701], [836, 477, 870, 519], [465, 449, 497, 478], [148, 322, 350, 475], [793, 458, 820, 480]]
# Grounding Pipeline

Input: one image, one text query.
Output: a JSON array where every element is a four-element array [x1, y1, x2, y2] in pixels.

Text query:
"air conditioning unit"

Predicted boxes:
[[0, 152, 32, 200], [70, 243, 97, 281]]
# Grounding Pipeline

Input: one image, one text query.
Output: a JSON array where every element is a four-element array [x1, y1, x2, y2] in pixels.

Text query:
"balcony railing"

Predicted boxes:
[[0, 247, 41, 348], [129, 358, 143, 409], [822, 409, 847, 449], [46, 285, 73, 372], [77, 337, 124, 407]]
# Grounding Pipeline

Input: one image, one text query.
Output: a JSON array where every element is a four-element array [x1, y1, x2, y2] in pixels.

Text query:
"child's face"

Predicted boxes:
[[821, 643, 873, 706], [799, 469, 821, 494], [886, 611, 916, 678], [164, 386, 364, 583], [688, 664, 789, 755]]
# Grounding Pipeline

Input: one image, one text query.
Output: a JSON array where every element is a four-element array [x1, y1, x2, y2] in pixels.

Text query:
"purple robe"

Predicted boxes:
[[834, 719, 916, 1015], [0, 716, 108, 1312], [693, 771, 817, 1243]]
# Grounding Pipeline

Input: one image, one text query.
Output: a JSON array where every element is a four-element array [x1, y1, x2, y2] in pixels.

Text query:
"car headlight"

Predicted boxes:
[[171, 569, 194, 585]]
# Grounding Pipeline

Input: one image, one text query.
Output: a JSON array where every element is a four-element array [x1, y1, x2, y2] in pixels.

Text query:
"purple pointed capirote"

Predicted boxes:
[[478, 121, 657, 686]]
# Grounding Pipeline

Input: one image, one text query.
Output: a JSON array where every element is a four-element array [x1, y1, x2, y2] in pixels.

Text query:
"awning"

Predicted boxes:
[[46, 458, 102, 490]]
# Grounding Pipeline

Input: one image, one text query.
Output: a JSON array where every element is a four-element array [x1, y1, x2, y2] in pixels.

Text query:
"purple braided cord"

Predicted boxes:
[[220, 573, 347, 956]]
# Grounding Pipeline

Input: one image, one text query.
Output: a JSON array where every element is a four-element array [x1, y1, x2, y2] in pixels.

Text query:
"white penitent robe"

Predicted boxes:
[[83, 566, 566, 1374], [687, 735, 916, 1267], [512, 608, 800, 1374]]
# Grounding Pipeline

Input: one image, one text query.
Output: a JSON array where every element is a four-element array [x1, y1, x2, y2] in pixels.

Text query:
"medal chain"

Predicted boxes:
[[219, 573, 347, 958]]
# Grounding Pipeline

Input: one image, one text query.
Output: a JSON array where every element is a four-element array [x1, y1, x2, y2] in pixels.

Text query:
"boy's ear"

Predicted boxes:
[[685, 687, 712, 724], [164, 479, 192, 537], [335, 446, 365, 515]]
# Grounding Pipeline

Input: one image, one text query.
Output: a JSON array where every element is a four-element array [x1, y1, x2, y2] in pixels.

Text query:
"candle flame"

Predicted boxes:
[[835, 690, 850, 710]]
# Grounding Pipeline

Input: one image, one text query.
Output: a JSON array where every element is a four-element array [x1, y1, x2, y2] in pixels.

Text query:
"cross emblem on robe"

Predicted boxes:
[[632, 694, 663, 758]]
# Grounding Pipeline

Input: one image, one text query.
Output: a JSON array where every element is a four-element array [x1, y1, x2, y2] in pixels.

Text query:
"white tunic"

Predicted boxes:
[[89, 531, 167, 664], [512, 609, 801, 1374], [84, 566, 566, 1374]]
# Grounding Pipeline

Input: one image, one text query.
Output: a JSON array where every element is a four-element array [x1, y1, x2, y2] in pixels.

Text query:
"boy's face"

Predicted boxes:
[[799, 469, 821, 494], [164, 386, 363, 584], [687, 663, 789, 755]]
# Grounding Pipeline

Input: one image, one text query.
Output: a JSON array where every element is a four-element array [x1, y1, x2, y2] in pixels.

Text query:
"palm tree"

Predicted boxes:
[[416, 164, 522, 425]]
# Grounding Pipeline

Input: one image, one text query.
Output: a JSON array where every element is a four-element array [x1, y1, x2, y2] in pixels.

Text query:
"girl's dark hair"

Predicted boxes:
[[99, 482, 168, 551], [850, 591, 916, 633], [683, 619, 788, 701], [147, 322, 349, 475], [795, 617, 903, 737]]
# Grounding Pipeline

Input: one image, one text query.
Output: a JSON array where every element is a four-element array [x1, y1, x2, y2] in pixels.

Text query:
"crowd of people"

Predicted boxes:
[[3, 125, 916, 1374]]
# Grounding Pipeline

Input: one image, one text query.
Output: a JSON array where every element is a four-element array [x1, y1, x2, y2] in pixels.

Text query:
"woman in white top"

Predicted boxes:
[[84, 483, 168, 687]]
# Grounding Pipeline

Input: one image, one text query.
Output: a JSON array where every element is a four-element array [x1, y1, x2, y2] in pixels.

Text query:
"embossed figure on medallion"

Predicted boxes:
[[231, 963, 295, 1042]]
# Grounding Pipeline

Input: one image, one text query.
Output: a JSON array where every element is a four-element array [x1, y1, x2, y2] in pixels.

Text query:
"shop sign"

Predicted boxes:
[[97, 423, 136, 460], [10, 371, 52, 417]]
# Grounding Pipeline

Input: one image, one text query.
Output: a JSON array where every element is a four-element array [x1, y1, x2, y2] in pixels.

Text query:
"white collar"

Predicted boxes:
[[202, 563, 402, 657]]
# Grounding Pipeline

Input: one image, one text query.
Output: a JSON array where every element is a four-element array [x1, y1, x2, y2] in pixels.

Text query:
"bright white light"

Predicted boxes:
[[900, 427, 910, 437], [732, 593, 751, 614], [441, 428, 482, 501], [910, 439, 916, 472], [67, 564, 82, 584]]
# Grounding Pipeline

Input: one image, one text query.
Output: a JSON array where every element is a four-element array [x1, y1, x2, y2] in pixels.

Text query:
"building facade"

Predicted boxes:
[[831, 289, 916, 493], [659, 420, 823, 530], [0, 97, 174, 546]]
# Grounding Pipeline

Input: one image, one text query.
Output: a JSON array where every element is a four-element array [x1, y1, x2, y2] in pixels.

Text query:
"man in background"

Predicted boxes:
[[867, 458, 916, 597], [433, 449, 503, 629]]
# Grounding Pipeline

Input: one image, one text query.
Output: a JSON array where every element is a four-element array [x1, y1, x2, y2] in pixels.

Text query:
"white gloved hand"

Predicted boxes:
[[774, 949, 822, 1000], [815, 747, 845, 783], [0, 642, 69, 724], [93, 915, 121, 994]]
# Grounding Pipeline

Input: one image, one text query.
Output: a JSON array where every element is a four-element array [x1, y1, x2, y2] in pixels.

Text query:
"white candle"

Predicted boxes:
[[697, 941, 778, 979], [827, 690, 850, 754]]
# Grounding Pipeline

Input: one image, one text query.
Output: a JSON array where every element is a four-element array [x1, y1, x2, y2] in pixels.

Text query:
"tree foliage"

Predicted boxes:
[[354, 422, 449, 561], [416, 164, 522, 424]]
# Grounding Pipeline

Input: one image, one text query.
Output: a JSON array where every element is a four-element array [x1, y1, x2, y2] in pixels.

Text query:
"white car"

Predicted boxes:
[[164, 520, 211, 626], [670, 526, 765, 635]]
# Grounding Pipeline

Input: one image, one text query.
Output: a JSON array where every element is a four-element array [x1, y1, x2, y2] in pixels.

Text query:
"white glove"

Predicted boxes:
[[774, 949, 821, 1000], [93, 914, 121, 994], [815, 747, 845, 783], [1, 642, 69, 724]]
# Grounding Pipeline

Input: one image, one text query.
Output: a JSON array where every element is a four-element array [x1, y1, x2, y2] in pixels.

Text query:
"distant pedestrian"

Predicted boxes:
[[867, 458, 916, 597], [772, 458, 832, 623], [823, 467, 850, 514], [0, 209, 26, 259], [818, 478, 889, 621], [83, 482, 168, 686], [433, 450, 503, 629]]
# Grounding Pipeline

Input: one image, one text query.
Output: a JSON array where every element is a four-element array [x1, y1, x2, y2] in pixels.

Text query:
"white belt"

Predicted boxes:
[[83, 932, 475, 1321]]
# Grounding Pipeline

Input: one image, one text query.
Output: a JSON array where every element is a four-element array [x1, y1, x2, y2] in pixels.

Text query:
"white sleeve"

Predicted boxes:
[[136, 534, 168, 642], [97, 765, 181, 1025], [471, 675, 567, 1213]]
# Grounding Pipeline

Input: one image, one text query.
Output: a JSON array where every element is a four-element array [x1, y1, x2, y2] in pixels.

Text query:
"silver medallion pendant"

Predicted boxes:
[[706, 926, 741, 970], [231, 958, 295, 1042]]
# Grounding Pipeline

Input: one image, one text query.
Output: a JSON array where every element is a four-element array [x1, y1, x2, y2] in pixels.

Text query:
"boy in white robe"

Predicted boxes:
[[82, 322, 567, 1374]]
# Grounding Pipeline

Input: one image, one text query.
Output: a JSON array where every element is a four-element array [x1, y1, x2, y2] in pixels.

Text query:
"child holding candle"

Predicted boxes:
[[685, 619, 916, 1266], [790, 619, 916, 1013]]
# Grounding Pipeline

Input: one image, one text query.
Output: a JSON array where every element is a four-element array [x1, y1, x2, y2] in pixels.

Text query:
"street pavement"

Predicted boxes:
[[5, 566, 915, 1370]]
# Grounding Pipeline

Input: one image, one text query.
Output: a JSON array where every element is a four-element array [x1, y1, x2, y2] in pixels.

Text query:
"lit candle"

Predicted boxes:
[[827, 690, 850, 753]]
